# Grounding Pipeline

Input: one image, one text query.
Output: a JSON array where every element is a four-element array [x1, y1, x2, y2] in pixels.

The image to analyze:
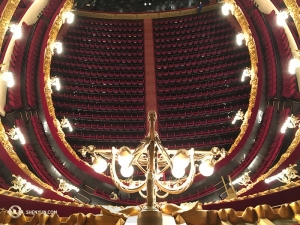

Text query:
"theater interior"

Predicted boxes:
[[0, 0, 300, 224]]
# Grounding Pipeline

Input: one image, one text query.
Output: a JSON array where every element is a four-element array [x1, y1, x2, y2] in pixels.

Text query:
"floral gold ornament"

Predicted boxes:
[[57, 178, 79, 193], [265, 164, 300, 184], [8, 175, 43, 194]]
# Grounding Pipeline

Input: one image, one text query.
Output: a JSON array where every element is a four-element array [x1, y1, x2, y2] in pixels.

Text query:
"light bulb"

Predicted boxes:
[[92, 156, 108, 173], [118, 146, 133, 167], [173, 149, 190, 169], [171, 167, 185, 179], [199, 159, 214, 177], [120, 165, 134, 177]]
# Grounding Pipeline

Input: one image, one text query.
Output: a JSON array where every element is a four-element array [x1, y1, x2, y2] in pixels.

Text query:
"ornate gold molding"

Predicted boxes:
[[236, 126, 300, 196], [0, 119, 75, 201], [74, 4, 221, 20], [224, 0, 258, 154], [0, 193, 300, 225], [0, 188, 101, 208], [284, 0, 300, 37], [0, 0, 20, 55]]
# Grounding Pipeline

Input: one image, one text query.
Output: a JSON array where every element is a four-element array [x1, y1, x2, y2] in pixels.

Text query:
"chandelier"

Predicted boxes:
[[78, 111, 226, 224]]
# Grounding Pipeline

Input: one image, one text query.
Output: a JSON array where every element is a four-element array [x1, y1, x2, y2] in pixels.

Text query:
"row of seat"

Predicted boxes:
[[156, 58, 250, 72], [57, 86, 145, 95], [54, 101, 145, 111], [157, 68, 241, 79], [155, 37, 233, 50], [153, 18, 224, 31], [250, 8, 277, 98], [60, 77, 144, 87], [68, 24, 143, 34], [56, 111, 145, 122], [53, 92, 145, 102], [155, 44, 240, 57], [159, 116, 232, 130], [66, 47, 144, 57], [66, 133, 145, 142], [251, 109, 289, 181], [162, 138, 235, 150], [160, 127, 239, 140], [75, 122, 145, 132], [154, 27, 235, 43], [52, 68, 144, 79], [76, 17, 143, 27], [26, 19, 48, 108], [158, 94, 249, 110], [158, 104, 248, 121], [153, 11, 220, 26], [59, 54, 144, 64], [64, 34, 144, 44], [266, 11, 296, 98], [157, 86, 250, 101], [52, 61, 144, 71], [15, 119, 58, 188]]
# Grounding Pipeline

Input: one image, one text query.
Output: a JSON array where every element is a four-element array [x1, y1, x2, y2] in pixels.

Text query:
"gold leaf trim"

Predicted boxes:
[[236, 126, 300, 196], [283, 0, 300, 37], [0, 0, 20, 52], [224, 0, 258, 154], [0, 119, 75, 201]]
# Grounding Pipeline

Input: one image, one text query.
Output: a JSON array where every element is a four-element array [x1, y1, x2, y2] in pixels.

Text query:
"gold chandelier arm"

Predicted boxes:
[[135, 161, 147, 174], [129, 140, 150, 166], [139, 190, 147, 198], [155, 190, 169, 199], [155, 154, 196, 195], [156, 140, 173, 169], [110, 149, 147, 193]]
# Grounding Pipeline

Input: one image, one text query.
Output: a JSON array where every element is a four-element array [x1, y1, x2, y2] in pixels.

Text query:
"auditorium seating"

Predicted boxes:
[[51, 16, 146, 149], [153, 10, 251, 150], [265, 10, 297, 98], [14, 119, 58, 188]]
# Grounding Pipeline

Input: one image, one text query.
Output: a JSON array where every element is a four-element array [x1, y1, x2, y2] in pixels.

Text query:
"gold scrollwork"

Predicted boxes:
[[0, 0, 21, 52], [224, 0, 258, 154], [283, 0, 300, 37]]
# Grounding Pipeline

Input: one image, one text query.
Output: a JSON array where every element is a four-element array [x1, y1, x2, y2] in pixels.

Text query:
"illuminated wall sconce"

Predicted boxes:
[[1, 71, 14, 87], [9, 24, 22, 39], [6, 127, 25, 144], [288, 58, 300, 74], [8, 174, 43, 194], [265, 164, 300, 184], [230, 171, 252, 186], [236, 33, 245, 46], [57, 178, 79, 193], [232, 109, 244, 124], [60, 117, 73, 131], [222, 3, 232, 16], [50, 77, 61, 91], [280, 114, 299, 133], [51, 41, 63, 54], [241, 67, 251, 82], [277, 11, 289, 26], [63, 11, 75, 24]]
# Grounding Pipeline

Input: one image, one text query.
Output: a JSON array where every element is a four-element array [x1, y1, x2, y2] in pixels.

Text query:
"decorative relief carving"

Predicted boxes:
[[284, 0, 300, 37], [224, 0, 258, 154], [0, 0, 20, 52]]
